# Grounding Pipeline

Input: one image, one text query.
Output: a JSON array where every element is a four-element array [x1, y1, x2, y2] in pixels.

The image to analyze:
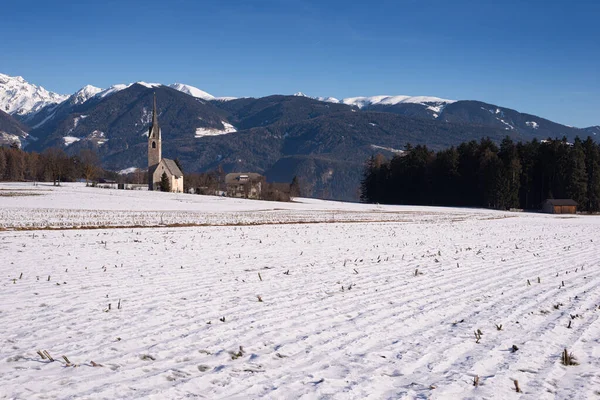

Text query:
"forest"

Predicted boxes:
[[0, 144, 298, 201], [0, 144, 110, 185], [360, 136, 600, 212]]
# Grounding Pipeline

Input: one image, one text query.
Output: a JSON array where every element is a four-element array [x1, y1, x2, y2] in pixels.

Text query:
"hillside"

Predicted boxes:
[[2, 72, 598, 201], [0, 109, 29, 146]]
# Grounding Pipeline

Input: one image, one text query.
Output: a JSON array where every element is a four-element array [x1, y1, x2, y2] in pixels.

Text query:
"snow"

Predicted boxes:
[[339, 95, 456, 109], [118, 167, 140, 175], [169, 83, 215, 100], [69, 85, 102, 105], [63, 136, 81, 146], [195, 122, 237, 138], [95, 84, 132, 99], [136, 82, 162, 89], [68, 115, 88, 134], [213, 96, 238, 102], [308, 93, 455, 110], [498, 118, 515, 130], [0, 72, 68, 116], [526, 121, 540, 129], [0, 131, 23, 147], [87, 130, 108, 146], [169, 83, 215, 101], [169, 84, 236, 101], [316, 96, 340, 103], [1, 183, 600, 399], [370, 144, 405, 154]]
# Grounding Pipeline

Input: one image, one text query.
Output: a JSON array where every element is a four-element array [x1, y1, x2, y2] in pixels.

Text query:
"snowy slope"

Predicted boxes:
[[340, 95, 455, 109], [1, 183, 600, 399], [68, 85, 103, 105], [95, 84, 132, 99], [169, 83, 215, 101], [308, 94, 456, 109], [169, 83, 237, 102], [0, 73, 68, 115]]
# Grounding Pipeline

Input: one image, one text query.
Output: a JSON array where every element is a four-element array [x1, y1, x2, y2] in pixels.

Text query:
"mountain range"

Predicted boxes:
[[0, 72, 597, 201]]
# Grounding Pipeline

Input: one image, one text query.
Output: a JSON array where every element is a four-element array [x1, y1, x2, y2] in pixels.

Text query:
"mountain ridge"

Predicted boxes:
[[2, 72, 598, 201]]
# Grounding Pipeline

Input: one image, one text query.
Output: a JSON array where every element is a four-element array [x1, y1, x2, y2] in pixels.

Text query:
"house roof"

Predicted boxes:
[[225, 172, 263, 184], [150, 158, 183, 178], [543, 199, 578, 206]]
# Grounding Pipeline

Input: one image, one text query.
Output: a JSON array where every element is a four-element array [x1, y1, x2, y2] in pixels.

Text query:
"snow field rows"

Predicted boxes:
[[0, 207, 494, 230], [1, 214, 600, 399]]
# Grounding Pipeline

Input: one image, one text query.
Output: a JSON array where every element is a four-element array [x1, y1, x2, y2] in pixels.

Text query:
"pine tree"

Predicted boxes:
[[290, 176, 301, 198], [360, 154, 388, 203], [566, 137, 588, 207], [583, 137, 600, 212], [499, 137, 521, 209], [0, 149, 6, 180], [159, 172, 171, 192]]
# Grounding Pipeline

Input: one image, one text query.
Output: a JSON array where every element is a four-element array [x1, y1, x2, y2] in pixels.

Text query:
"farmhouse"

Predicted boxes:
[[541, 199, 578, 214], [225, 172, 264, 199], [147, 94, 183, 192]]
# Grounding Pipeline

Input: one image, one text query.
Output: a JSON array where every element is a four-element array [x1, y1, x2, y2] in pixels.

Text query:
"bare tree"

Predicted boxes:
[[79, 149, 100, 186]]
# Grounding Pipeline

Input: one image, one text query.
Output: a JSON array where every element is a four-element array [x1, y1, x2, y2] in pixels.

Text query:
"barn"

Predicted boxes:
[[541, 199, 578, 214]]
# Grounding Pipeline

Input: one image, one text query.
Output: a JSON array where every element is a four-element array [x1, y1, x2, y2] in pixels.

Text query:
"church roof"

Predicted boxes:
[[149, 158, 183, 178], [162, 159, 183, 178]]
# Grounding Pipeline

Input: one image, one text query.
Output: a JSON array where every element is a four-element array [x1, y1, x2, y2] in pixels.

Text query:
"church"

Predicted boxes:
[[147, 94, 184, 192]]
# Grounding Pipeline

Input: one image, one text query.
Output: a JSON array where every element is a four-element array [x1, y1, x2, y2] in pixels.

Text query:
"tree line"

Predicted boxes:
[[0, 144, 107, 185], [360, 136, 600, 212]]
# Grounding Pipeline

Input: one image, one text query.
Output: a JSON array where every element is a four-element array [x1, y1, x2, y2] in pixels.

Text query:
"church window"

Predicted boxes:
[[152, 141, 156, 149]]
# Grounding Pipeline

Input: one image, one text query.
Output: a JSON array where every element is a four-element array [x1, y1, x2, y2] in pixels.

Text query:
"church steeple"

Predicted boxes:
[[152, 92, 159, 128], [148, 92, 162, 167]]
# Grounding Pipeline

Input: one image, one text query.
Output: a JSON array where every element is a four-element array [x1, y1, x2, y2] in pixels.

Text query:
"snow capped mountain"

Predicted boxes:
[[339, 95, 455, 109], [315, 96, 340, 103], [95, 84, 132, 99], [0, 73, 68, 116], [169, 83, 215, 101], [68, 85, 102, 105], [308, 93, 455, 117]]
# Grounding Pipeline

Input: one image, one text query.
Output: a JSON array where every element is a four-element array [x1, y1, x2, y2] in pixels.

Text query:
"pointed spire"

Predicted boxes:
[[152, 92, 158, 126]]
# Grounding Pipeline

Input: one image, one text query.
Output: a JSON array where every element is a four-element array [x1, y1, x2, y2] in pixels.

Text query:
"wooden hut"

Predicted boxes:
[[541, 199, 578, 214]]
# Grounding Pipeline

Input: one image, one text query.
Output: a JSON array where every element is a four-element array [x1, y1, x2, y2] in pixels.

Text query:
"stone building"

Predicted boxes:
[[148, 94, 183, 192], [225, 172, 264, 199]]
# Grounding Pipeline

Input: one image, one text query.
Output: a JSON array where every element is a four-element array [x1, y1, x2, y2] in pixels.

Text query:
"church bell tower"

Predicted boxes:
[[148, 93, 162, 167]]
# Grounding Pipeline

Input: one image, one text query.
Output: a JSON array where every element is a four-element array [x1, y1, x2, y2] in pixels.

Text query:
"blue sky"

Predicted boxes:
[[1, 0, 598, 127]]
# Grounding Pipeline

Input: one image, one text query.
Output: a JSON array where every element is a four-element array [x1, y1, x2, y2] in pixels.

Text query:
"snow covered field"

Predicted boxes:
[[0, 183, 506, 230], [1, 183, 600, 399]]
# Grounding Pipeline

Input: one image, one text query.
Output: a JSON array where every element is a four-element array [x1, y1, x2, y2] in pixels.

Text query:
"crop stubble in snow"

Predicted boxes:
[[1, 189, 600, 399]]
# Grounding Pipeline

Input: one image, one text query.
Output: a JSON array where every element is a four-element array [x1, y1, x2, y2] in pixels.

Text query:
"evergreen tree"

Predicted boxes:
[[290, 176, 301, 198], [159, 172, 171, 192], [431, 147, 459, 205], [0, 150, 6, 180], [498, 137, 521, 209], [583, 137, 600, 212], [565, 137, 588, 207], [360, 154, 387, 203]]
